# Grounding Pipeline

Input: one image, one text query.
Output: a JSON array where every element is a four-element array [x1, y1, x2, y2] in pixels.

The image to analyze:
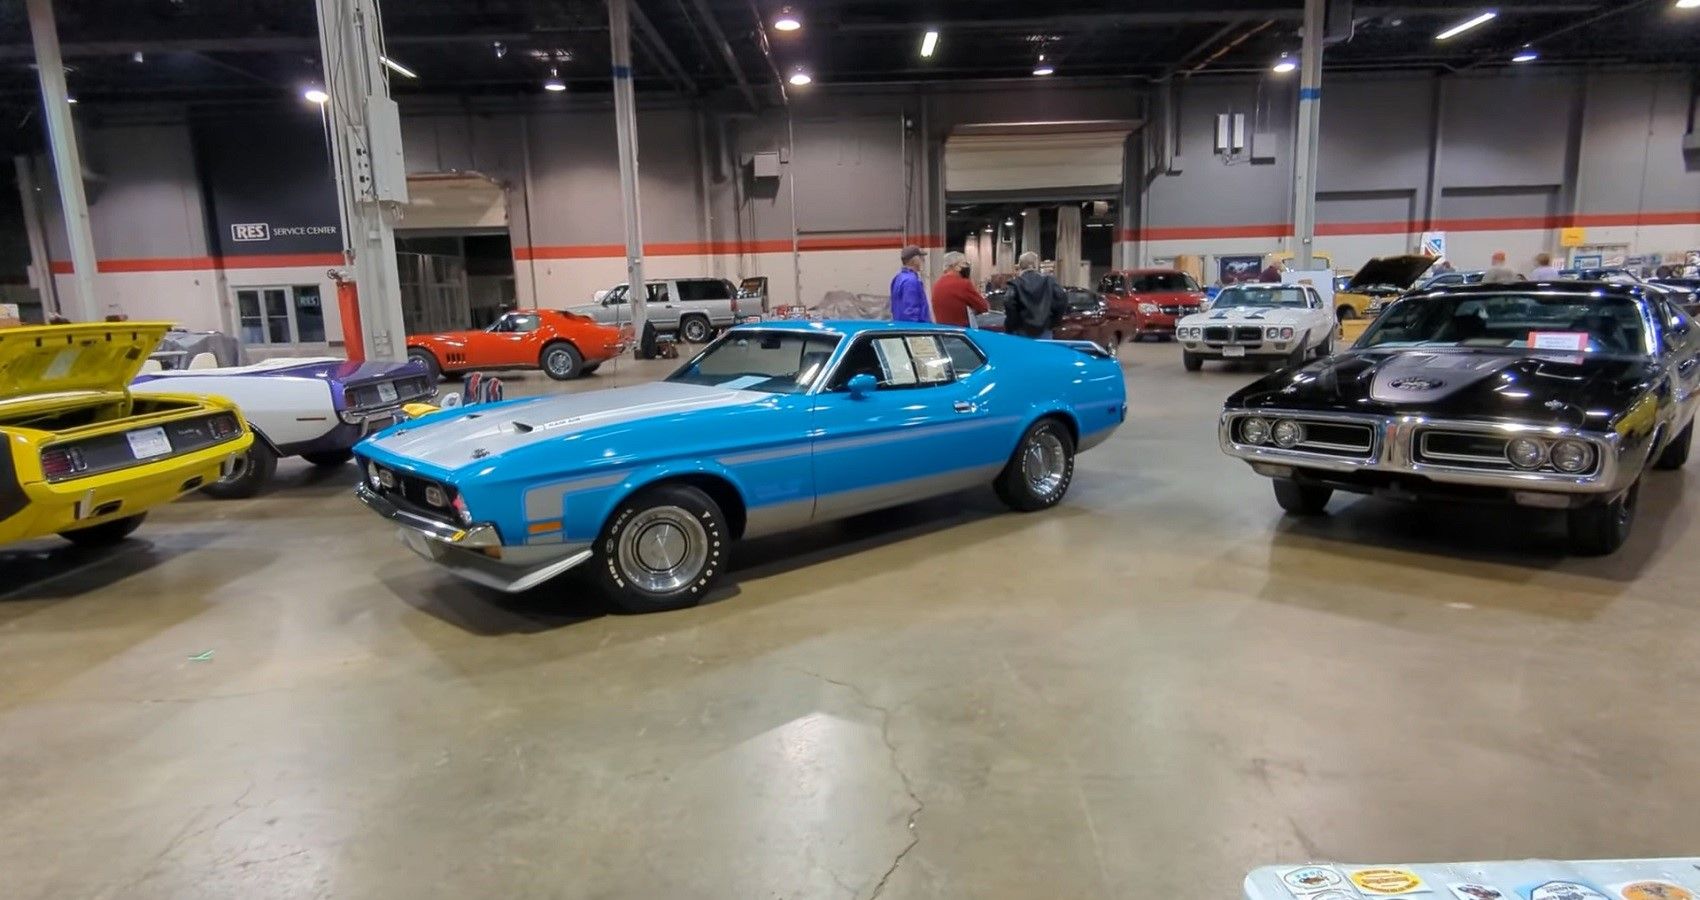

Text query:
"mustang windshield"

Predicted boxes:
[[1361, 292, 1649, 355], [668, 331, 841, 394], [1212, 286, 1308, 309]]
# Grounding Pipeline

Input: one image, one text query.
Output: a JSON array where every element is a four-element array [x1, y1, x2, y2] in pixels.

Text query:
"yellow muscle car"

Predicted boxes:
[[0, 322, 253, 547]]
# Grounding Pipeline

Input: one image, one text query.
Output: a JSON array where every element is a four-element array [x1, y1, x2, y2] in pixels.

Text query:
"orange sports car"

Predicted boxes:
[[406, 309, 627, 381]]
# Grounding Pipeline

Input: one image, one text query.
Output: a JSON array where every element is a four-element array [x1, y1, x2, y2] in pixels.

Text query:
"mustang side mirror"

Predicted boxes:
[[846, 373, 877, 399]]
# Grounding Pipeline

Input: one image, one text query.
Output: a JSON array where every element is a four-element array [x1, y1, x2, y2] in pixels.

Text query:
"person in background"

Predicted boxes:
[[1433, 259, 1456, 275], [1004, 251, 1066, 338], [889, 245, 930, 322], [1259, 259, 1284, 283], [930, 251, 989, 327], [1529, 252, 1561, 281], [1482, 250, 1518, 284]]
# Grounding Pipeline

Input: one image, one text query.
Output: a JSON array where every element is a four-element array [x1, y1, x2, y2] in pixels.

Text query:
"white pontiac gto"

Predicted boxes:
[[1175, 283, 1337, 371]]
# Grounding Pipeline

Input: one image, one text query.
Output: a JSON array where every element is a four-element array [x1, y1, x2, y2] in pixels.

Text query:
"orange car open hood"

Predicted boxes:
[[0, 322, 172, 399]]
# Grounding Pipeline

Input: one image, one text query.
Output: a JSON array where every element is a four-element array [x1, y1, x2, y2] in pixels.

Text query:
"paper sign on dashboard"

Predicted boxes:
[[1527, 331, 1590, 352]]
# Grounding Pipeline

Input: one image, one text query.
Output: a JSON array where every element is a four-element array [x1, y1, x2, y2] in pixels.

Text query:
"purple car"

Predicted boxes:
[[132, 357, 435, 497]]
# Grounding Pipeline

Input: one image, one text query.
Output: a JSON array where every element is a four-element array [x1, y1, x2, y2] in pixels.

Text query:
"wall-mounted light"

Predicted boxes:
[[920, 30, 939, 58], [1272, 53, 1297, 73], [543, 68, 566, 92], [1435, 10, 1497, 40], [380, 56, 417, 78], [303, 87, 329, 104], [788, 66, 813, 86], [1511, 47, 1538, 62], [773, 6, 801, 31]]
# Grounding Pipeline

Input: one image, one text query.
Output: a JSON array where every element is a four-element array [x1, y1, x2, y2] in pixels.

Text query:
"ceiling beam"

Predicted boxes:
[[825, 4, 1600, 33], [0, 30, 604, 62], [630, 0, 698, 94]]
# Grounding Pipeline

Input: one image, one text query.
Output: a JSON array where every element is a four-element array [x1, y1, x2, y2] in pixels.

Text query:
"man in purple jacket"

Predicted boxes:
[[890, 246, 930, 322]]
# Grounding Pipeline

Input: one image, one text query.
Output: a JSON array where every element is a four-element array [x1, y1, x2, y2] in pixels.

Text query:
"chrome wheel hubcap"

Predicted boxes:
[[617, 506, 709, 593], [546, 351, 572, 375], [219, 452, 252, 484], [1022, 430, 1067, 496]]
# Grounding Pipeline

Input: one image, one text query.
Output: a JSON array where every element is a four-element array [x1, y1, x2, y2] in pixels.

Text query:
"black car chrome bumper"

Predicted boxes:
[[355, 484, 592, 592], [1219, 409, 1632, 496]]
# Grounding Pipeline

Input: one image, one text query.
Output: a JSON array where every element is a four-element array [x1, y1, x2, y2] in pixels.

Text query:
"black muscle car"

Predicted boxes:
[[1219, 282, 1700, 555]]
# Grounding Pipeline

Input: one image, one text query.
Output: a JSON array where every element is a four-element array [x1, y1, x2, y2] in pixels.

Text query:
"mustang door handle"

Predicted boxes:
[[953, 401, 978, 413]]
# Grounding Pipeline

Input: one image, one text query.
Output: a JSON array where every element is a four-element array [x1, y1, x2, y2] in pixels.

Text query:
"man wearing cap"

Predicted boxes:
[[890, 245, 931, 323]]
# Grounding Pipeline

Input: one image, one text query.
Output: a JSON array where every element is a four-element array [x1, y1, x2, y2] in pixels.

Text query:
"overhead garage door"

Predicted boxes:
[[944, 126, 1132, 197]]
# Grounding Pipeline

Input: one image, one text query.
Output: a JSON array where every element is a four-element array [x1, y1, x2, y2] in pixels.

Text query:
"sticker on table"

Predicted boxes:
[[1527, 331, 1590, 352], [1351, 867, 1431, 895], [1612, 882, 1695, 900], [1524, 882, 1609, 900], [126, 426, 172, 459], [1451, 884, 1508, 900], [1281, 865, 1348, 896]]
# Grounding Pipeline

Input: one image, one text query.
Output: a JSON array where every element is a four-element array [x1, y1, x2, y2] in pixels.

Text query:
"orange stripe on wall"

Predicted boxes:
[[1120, 211, 1700, 243], [514, 233, 946, 260], [50, 253, 343, 274]]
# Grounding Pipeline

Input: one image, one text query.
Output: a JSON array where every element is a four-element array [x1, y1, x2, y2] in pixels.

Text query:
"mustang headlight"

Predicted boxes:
[[1551, 440, 1594, 474], [1139, 303, 1160, 315], [1506, 437, 1545, 469], [452, 494, 473, 525], [1271, 419, 1305, 448], [1241, 416, 1271, 445], [424, 484, 449, 508]]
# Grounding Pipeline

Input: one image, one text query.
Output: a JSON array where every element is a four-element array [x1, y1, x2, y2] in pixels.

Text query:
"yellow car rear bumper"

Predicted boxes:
[[0, 433, 253, 544]]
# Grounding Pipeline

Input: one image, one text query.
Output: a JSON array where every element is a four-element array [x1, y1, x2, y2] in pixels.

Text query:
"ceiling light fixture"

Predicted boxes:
[[1511, 47, 1538, 62], [543, 68, 566, 92], [788, 66, 812, 86], [380, 56, 417, 78], [303, 88, 329, 104], [66, 96, 78, 104], [920, 29, 939, 58], [1272, 52, 1297, 73], [1435, 11, 1497, 40], [773, 6, 801, 31], [1032, 53, 1054, 76], [493, 41, 507, 59], [132, 51, 144, 64], [1676, 0, 1698, 8]]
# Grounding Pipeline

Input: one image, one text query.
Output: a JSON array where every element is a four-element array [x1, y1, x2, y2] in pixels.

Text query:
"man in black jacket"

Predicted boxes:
[[1003, 251, 1066, 338]]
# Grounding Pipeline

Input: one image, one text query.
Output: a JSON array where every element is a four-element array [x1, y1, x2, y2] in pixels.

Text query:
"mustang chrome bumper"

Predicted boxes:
[[1219, 409, 1631, 495], [355, 484, 593, 592]]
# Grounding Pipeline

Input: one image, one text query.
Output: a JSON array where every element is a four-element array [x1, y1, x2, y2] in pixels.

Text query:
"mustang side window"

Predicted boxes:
[[939, 335, 986, 376], [828, 336, 954, 391]]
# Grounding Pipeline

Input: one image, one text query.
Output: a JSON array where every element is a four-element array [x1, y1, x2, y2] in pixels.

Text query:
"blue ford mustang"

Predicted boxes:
[[353, 321, 1126, 612]]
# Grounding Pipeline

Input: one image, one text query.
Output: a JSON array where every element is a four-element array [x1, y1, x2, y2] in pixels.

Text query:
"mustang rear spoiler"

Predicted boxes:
[[1045, 339, 1114, 360]]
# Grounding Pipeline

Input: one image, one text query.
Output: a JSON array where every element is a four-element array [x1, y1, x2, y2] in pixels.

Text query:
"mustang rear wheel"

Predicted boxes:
[[594, 484, 727, 613], [1567, 479, 1638, 556], [540, 341, 584, 380], [1273, 478, 1331, 515], [59, 513, 146, 547], [1654, 421, 1692, 470], [201, 442, 278, 499], [995, 418, 1075, 512]]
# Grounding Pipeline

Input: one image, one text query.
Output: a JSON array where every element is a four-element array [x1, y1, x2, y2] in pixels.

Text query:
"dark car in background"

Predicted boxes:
[[978, 286, 1130, 355], [1219, 282, 1699, 555]]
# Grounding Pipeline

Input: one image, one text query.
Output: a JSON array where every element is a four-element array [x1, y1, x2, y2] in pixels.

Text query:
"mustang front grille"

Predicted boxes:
[[365, 462, 461, 527], [1234, 416, 1375, 458], [41, 412, 244, 483]]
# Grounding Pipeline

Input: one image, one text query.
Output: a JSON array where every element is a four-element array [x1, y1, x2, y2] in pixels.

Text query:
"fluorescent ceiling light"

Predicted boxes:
[[920, 30, 939, 58], [66, 96, 78, 104], [1032, 63, 1055, 76], [380, 56, 417, 78], [1677, 0, 1698, 8], [773, 7, 801, 31], [1435, 11, 1497, 40], [1272, 53, 1296, 73], [788, 68, 813, 86], [303, 88, 329, 104], [1511, 48, 1538, 62]]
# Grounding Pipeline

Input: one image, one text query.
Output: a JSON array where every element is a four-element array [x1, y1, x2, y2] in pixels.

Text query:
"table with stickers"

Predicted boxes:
[[1244, 859, 1700, 900]]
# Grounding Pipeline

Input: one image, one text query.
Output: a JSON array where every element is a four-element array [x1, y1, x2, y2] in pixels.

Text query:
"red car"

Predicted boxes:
[[977, 286, 1128, 355], [1097, 269, 1207, 340], [407, 309, 626, 381]]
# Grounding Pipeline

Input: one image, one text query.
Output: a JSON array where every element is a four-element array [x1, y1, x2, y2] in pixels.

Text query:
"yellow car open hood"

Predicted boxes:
[[0, 322, 172, 399]]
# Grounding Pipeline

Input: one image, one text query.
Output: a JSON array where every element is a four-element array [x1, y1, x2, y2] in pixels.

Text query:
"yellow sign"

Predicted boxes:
[[1560, 226, 1587, 248], [1350, 867, 1428, 895], [1619, 882, 1694, 900]]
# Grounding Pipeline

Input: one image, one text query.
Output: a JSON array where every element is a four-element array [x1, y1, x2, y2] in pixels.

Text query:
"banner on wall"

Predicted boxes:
[[1217, 255, 1264, 285], [1420, 231, 1445, 259]]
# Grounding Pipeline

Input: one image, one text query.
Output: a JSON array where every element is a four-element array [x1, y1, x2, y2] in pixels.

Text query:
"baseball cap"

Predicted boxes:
[[900, 245, 926, 263]]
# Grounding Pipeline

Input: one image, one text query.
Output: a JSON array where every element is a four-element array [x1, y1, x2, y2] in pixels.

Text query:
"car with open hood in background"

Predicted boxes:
[[1219, 282, 1699, 555], [0, 322, 253, 548], [1333, 254, 1437, 321], [406, 308, 625, 382], [353, 321, 1126, 612], [1096, 269, 1206, 340], [1175, 283, 1335, 371]]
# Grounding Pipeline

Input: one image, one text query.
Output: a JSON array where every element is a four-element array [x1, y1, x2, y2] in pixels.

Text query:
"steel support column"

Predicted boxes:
[[24, 0, 97, 321], [609, 0, 648, 338], [14, 156, 60, 317], [314, 0, 411, 360], [1290, 0, 1325, 270]]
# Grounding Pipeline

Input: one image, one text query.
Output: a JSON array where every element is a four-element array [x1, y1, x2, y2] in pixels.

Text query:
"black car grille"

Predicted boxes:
[[1205, 325, 1264, 345], [366, 461, 460, 526], [1236, 416, 1375, 458], [347, 375, 433, 412], [1204, 326, 1230, 342], [1413, 429, 1599, 476], [42, 413, 244, 483], [1158, 305, 1190, 316]]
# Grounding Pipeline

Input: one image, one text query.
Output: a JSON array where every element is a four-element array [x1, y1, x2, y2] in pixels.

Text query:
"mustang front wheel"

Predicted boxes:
[[201, 442, 278, 499], [1566, 479, 1638, 556], [541, 341, 584, 380], [594, 484, 727, 613], [995, 418, 1075, 512], [59, 513, 146, 547]]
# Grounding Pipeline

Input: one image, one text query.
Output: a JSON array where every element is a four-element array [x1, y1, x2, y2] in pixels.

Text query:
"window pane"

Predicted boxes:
[[294, 286, 325, 342], [237, 290, 260, 318], [939, 335, 985, 375], [239, 321, 264, 344], [267, 315, 291, 344], [264, 289, 289, 316], [905, 336, 953, 383], [512, 314, 539, 333]]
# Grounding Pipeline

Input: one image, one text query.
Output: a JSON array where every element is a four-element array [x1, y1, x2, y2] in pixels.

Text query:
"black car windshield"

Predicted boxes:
[[1212, 286, 1308, 308], [1129, 273, 1192, 292], [1065, 291, 1100, 313], [668, 331, 841, 394], [1362, 292, 1649, 356]]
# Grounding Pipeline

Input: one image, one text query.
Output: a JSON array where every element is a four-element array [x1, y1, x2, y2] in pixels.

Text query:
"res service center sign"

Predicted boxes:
[[231, 223, 338, 242]]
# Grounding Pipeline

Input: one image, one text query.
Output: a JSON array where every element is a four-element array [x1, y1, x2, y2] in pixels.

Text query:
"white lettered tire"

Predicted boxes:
[[593, 484, 726, 613]]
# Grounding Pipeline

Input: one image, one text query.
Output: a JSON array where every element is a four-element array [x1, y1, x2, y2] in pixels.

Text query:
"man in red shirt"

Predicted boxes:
[[931, 251, 990, 326]]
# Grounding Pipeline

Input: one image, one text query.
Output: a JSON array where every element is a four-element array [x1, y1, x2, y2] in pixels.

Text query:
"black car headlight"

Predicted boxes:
[[1506, 438, 1545, 469], [1550, 440, 1594, 474]]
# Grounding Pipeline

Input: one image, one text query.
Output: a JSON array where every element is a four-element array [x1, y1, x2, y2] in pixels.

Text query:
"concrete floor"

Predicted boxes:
[[2, 341, 1697, 900]]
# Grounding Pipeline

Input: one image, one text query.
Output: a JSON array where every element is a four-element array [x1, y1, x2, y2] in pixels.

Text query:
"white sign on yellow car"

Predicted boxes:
[[1175, 283, 1336, 371]]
